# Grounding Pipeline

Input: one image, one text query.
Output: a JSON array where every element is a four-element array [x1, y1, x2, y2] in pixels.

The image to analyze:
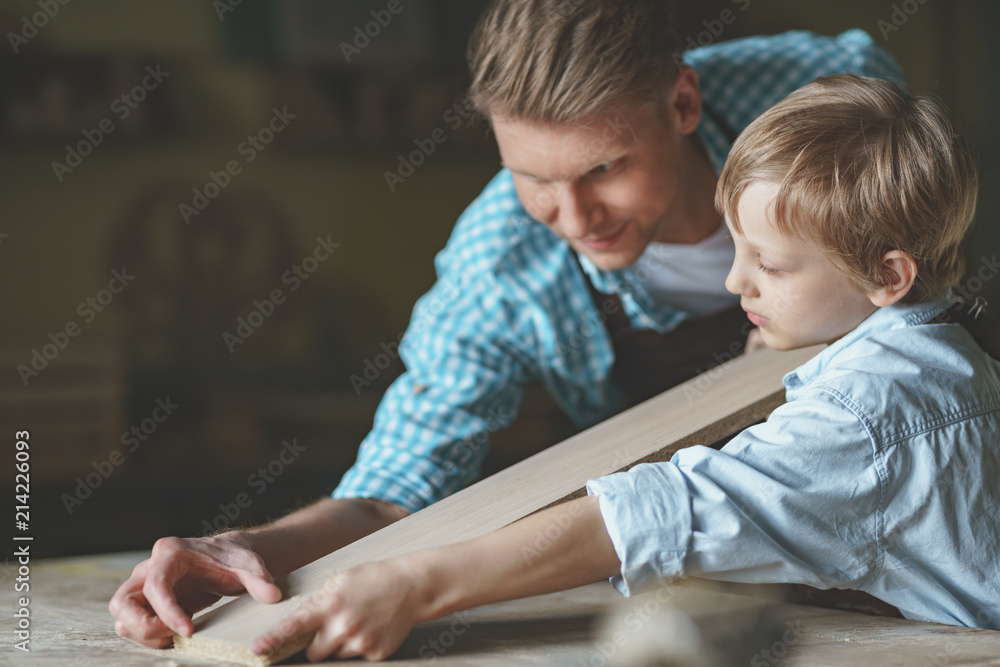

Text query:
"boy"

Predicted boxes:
[[251, 73, 1000, 663]]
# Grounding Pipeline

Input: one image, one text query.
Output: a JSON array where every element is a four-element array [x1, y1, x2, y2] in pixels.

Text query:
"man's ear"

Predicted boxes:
[[869, 250, 917, 307], [669, 66, 702, 136]]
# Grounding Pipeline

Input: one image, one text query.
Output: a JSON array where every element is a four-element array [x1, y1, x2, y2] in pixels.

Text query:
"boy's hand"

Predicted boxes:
[[253, 559, 426, 662], [109, 532, 281, 648]]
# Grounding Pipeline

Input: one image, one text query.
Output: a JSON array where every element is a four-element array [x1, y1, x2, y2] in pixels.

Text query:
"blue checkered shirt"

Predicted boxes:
[[334, 30, 904, 512]]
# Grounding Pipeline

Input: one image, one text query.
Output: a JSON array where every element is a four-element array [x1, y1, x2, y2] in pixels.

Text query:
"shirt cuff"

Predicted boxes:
[[332, 465, 429, 514], [586, 462, 693, 596]]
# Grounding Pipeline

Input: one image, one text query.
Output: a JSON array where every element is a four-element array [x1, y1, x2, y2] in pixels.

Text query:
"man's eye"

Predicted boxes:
[[592, 163, 612, 174]]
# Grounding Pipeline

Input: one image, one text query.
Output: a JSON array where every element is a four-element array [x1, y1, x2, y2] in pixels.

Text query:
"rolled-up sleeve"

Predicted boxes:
[[587, 388, 882, 597]]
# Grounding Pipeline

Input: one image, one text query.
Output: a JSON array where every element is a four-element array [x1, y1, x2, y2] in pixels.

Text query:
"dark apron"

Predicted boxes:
[[579, 270, 750, 407]]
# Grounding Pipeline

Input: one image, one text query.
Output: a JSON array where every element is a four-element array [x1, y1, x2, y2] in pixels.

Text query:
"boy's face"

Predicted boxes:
[[492, 68, 713, 271], [724, 182, 879, 350]]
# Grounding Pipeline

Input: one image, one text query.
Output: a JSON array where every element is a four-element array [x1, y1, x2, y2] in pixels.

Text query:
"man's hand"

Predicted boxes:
[[252, 559, 426, 662], [109, 532, 281, 648], [109, 497, 410, 651]]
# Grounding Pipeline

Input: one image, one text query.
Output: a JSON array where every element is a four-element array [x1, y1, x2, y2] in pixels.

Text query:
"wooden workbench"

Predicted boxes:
[[5, 552, 1000, 666]]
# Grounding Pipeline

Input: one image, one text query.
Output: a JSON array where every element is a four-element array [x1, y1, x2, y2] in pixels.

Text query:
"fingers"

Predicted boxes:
[[113, 612, 173, 649], [309, 622, 398, 662], [305, 625, 345, 663], [141, 538, 196, 637], [227, 549, 282, 605], [252, 602, 322, 658], [112, 535, 280, 649], [109, 563, 175, 648]]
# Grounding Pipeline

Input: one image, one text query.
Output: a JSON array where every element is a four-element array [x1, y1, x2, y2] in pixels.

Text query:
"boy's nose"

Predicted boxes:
[[725, 260, 757, 297]]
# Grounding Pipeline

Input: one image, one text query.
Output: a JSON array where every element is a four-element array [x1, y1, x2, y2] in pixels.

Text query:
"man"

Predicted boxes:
[[111, 0, 902, 648]]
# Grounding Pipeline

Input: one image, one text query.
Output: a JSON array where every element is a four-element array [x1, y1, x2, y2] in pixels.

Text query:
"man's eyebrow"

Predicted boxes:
[[503, 152, 627, 182], [502, 162, 541, 179]]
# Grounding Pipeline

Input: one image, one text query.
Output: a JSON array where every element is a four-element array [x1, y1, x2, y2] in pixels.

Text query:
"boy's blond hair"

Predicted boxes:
[[717, 74, 978, 303], [466, 0, 679, 123]]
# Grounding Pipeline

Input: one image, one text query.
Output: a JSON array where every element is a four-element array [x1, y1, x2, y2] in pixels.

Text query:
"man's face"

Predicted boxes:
[[724, 181, 878, 350], [492, 75, 706, 270]]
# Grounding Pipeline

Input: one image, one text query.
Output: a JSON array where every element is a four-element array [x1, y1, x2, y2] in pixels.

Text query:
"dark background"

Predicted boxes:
[[1, 0, 997, 558]]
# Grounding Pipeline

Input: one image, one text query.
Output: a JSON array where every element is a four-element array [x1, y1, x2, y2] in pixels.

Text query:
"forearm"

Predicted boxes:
[[414, 495, 620, 621], [237, 497, 410, 577]]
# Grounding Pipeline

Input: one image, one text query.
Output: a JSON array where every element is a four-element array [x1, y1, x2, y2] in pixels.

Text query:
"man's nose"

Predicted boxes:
[[556, 181, 604, 239]]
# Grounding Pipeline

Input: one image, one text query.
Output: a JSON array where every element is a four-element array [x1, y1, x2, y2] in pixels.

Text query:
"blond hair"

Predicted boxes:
[[466, 0, 680, 123], [717, 74, 978, 303]]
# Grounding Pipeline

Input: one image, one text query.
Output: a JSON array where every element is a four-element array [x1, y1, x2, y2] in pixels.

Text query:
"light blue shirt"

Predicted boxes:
[[588, 296, 1000, 629], [334, 30, 904, 513]]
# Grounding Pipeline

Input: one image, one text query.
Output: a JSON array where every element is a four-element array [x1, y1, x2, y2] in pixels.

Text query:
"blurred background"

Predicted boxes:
[[0, 0, 997, 558]]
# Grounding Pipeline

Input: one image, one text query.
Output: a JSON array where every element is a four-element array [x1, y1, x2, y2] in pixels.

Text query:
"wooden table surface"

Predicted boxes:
[[3, 551, 1000, 666]]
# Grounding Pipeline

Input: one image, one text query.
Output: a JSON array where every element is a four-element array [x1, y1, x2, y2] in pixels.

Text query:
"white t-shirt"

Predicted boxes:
[[633, 223, 739, 316]]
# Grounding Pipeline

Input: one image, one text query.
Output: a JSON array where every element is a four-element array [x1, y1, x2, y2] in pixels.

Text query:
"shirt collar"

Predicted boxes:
[[783, 293, 956, 400]]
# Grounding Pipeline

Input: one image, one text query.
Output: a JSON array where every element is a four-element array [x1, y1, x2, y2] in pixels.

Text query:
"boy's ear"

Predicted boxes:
[[869, 250, 917, 307]]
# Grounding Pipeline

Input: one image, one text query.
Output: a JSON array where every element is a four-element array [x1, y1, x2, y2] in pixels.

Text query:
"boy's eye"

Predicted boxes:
[[758, 262, 781, 276]]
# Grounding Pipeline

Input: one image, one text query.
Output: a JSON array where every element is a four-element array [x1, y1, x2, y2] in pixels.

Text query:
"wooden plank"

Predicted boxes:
[[27, 553, 1000, 665], [21, 551, 1000, 666], [173, 345, 824, 665]]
